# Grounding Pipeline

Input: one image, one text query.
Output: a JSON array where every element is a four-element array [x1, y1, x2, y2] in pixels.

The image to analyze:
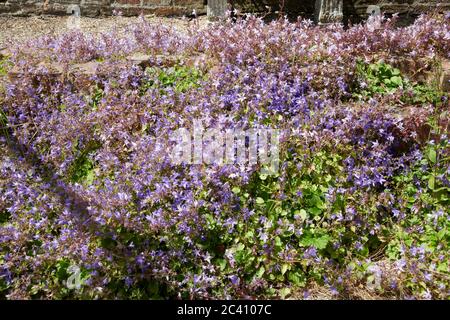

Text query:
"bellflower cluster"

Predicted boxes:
[[0, 14, 449, 299]]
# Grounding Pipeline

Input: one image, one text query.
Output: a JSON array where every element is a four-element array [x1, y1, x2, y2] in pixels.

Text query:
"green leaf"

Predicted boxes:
[[428, 176, 435, 190], [300, 232, 331, 250], [311, 195, 325, 209], [309, 207, 322, 216], [392, 68, 401, 76], [281, 264, 289, 276], [256, 266, 265, 278], [390, 76, 403, 87], [437, 228, 446, 240], [288, 271, 305, 286], [279, 287, 291, 299], [437, 262, 448, 273], [85, 170, 95, 186], [428, 149, 437, 164], [231, 187, 241, 194], [245, 231, 254, 239], [299, 209, 307, 221], [274, 236, 282, 248], [217, 259, 227, 271], [255, 197, 265, 205]]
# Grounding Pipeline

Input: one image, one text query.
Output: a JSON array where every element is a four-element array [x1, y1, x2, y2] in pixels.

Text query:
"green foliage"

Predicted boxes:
[[89, 86, 104, 111], [387, 111, 450, 298], [354, 60, 444, 104], [0, 210, 11, 225], [67, 140, 101, 185], [0, 109, 8, 139], [141, 65, 204, 94], [58, 104, 67, 112], [204, 118, 449, 297], [355, 60, 404, 96], [112, 278, 166, 300], [0, 57, 12, 77], [201, 149, 348, 295], [421, 111, 450, 198], [404, 84, 443, 105], [33, 259, 93, 299], [300, 230, 331, 250]]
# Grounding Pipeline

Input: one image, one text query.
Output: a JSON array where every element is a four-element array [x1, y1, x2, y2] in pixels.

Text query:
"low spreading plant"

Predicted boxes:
[[354, 60, 444, 105], [356, 60, 404, 96], [0, 14, 448, 299]]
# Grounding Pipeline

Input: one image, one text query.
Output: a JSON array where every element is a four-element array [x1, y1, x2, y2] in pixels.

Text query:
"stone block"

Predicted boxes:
[[126, 52, 152, 69]]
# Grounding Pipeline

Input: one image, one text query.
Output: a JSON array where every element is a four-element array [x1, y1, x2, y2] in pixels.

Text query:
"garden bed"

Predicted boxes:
[[0, 14, 449, 300]]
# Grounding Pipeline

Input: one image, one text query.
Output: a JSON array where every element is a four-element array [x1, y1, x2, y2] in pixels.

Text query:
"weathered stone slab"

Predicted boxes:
[[7, 61, 65, 94], [69, 61, 99, 76], [153, 54, 178, 67], [35, 61, 65, 77], [126, 52, 180, 68], [68, 60, 101, 90], [126, 52, 153, 69]]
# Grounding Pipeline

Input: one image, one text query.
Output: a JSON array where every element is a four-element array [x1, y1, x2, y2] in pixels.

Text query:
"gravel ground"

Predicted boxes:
[[0, 15, 210, 48]]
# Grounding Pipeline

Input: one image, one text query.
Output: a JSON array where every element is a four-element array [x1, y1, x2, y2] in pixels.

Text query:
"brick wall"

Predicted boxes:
[[346, 0, 450, 25], [0, 0, 448, 18], [0, 0, 206, 17], [351, 0, 450, 16]]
